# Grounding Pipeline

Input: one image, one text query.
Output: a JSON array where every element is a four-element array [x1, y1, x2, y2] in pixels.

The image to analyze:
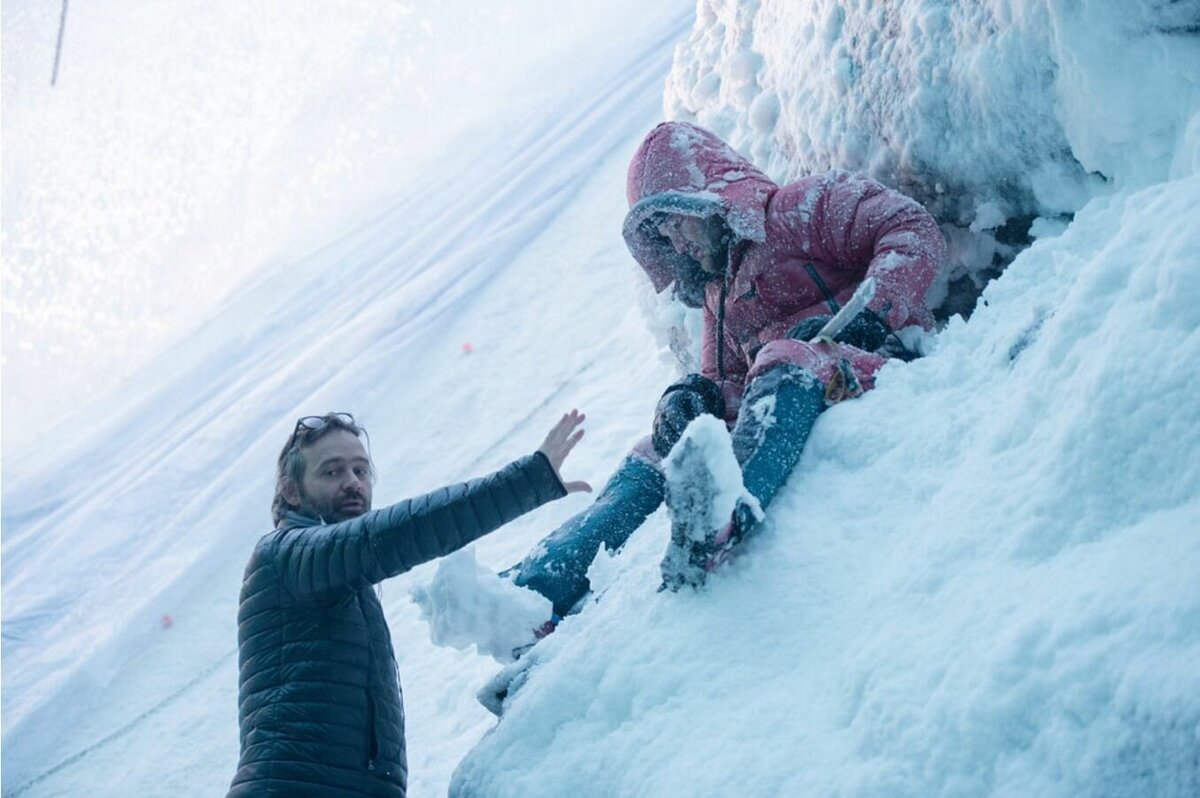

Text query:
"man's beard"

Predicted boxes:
[[296, 489, 371, 523]]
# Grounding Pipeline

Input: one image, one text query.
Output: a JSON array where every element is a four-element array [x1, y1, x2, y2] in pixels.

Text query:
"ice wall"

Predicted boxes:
[[664, 0, 1200, 295]]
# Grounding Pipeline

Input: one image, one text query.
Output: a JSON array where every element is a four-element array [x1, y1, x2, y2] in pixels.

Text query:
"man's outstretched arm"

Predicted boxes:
[[270, 412, 588, 603]]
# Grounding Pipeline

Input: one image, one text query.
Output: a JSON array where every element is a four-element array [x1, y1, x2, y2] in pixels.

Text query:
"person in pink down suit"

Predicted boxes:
[[505, 120, 945, 632]]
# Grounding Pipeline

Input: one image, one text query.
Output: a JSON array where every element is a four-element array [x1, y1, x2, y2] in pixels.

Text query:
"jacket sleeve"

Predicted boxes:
[[269, 452, 567, 604], [788, 173, 945, 332]]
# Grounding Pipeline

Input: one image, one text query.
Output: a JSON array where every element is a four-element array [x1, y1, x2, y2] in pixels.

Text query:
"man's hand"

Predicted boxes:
[[538, 410, 592, 494]]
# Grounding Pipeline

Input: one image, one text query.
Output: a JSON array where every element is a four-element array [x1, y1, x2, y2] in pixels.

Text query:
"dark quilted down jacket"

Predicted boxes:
[[227, 452, 566, 797]]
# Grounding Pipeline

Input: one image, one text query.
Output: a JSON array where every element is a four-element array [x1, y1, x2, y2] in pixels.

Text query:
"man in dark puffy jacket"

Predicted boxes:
[[227, 410, 589, 797]]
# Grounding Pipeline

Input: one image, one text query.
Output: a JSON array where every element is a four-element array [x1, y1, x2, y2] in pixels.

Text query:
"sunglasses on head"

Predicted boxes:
[[293, 412, 357, 438]]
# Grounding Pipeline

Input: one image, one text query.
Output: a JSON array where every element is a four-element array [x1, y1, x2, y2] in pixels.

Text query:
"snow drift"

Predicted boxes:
[[450, 3, 1200, 796], [453, 167, 1200, 798]]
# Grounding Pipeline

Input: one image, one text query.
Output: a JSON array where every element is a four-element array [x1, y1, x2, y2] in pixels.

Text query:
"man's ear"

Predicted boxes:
[[281, 477, 302, 508]]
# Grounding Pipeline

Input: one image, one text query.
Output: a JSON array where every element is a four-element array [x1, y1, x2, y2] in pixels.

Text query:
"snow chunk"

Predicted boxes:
[[663, 414, 755, 534], [411, 547, 552, 663], [584, 545, 624, 597], [969, 201, 1006, 233], [1029, 216, 1069, 240], [748, 90, 780, 135]]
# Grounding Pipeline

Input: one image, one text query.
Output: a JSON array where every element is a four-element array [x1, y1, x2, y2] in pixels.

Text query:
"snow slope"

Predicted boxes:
[[5, 1, 1199, 797], [0, 0, 680, 448], [2, 3, 693, 795]]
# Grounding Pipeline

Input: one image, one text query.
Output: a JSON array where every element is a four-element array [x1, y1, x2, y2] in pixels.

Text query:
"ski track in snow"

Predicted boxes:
[[2, 9, 692, 796]]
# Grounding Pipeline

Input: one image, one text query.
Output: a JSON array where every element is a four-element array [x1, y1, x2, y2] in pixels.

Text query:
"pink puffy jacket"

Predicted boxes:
[[623, 122, 945, 419]]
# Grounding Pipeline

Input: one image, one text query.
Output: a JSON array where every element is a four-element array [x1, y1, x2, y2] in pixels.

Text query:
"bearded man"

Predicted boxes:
[[228, 410, 588, 797]]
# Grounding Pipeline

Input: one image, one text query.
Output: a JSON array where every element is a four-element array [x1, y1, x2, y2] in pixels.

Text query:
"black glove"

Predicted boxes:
[[837, 307, 891, 352], [652, 374, 726, 458], [786, 314, 832, 342], [788, 308, 891, 353]]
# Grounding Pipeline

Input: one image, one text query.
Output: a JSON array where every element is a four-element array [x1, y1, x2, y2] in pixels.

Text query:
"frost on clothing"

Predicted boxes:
[[227, 453, 566, 798], [623, 121, 945, 415]]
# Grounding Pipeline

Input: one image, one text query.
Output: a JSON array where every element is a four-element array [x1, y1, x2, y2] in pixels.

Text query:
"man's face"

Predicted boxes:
[[291, 429, 373, 523], [656, 214, 727, 274]]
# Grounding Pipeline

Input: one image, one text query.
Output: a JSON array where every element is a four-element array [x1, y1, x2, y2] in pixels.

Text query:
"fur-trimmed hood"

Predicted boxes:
[[622, 122, 776, 304]]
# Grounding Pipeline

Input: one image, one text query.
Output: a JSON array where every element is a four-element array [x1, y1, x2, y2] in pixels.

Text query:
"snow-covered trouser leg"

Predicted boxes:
[[732, 363, 827, 512], [659, 364, 827, 590], [662, 343, 885, 587], [483, 462, 663, 714], [509, 454, 665, 617], [733, 336, 885, 511]]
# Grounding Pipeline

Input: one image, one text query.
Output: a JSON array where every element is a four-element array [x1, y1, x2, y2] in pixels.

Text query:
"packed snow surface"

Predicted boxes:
[[4, 1, 1199, 797], [452, 2, 1200, 795]]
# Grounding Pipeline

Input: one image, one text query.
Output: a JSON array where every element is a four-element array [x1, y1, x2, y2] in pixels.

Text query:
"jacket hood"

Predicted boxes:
[[622, 122, 777, 302]]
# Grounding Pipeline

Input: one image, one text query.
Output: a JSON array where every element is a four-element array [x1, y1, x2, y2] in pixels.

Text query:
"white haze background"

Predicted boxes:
[[3, 0, 1198, 796]]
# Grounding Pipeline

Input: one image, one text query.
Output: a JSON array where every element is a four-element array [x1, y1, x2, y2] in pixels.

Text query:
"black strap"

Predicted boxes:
[[803, 263, 840, 314], [716, 256, 731, 380], [716, 277, 729, 379]]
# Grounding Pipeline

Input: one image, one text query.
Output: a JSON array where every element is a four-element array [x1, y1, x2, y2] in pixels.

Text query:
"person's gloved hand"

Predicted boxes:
[[788, 307, 892, 352], [652, 374, 726, 458], [787, 314, 833, 342], [837, 307, 891, 352]]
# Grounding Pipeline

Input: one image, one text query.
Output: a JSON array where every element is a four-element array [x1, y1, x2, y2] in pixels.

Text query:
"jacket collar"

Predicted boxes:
[[277, 508, 322, 530]]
